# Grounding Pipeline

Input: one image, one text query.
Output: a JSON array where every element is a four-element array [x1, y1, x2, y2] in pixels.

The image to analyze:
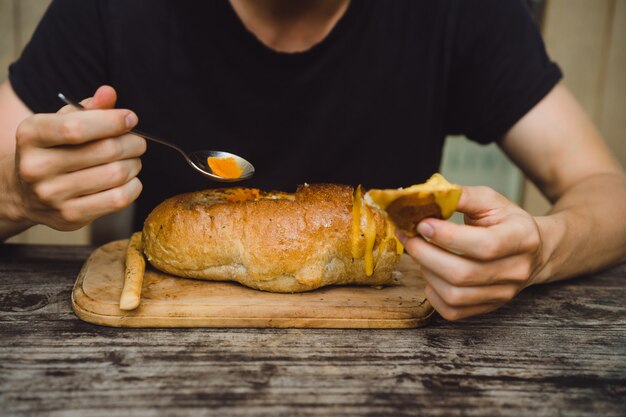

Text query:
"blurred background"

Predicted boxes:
[[1, 0, 625, 245]]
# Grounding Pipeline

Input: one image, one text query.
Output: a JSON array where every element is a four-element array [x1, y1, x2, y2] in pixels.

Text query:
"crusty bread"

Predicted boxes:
[[142, 184, 402, 292]]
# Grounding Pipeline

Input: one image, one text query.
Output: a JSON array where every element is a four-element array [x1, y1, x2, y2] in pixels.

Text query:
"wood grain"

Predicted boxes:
[[1, 243, 625, 417], [72, 240, 432, 328]]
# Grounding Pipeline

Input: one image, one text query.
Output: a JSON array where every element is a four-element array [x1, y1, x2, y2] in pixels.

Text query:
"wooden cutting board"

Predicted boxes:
[[72, 240, 433, 328]]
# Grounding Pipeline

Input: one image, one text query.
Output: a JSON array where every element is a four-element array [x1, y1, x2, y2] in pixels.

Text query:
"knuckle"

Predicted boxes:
[[18, 158, 41, 183], [97, 138, 123, 160], [523, 228, 541, 252], [106, 161, 128, 183], [478, 240, 500, 260], [512, 260, 533, 282], [59, 207, 82, 224], [18, 153, 57, 184], [449, 266, 474, 285], [110, 187, 132, 210], [60, 119, 84, 142], [32, 182, 55, 204], [21, 152, 57, 182], [16, 120, 37, 146], [442, 286, 466, 307]]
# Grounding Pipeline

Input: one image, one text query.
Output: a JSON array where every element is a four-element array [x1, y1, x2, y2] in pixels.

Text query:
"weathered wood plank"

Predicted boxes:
[[0, 244, 625, 417]]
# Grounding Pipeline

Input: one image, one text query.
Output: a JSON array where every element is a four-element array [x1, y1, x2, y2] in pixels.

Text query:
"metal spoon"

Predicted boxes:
[[58, 93, 255, 182]]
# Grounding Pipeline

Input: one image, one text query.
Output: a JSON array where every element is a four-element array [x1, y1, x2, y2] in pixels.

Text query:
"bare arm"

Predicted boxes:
[[399, 83, 626, 320], [0, 81, 35, 239], [501, 83, 626, 281], [0, 81, 32, 156], [0, 81, 146, 242]]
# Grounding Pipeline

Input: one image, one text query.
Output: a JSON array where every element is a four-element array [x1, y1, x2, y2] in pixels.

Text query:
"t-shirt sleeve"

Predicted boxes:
[[8, 0, 108, 114], [444, 0, 562, 144]]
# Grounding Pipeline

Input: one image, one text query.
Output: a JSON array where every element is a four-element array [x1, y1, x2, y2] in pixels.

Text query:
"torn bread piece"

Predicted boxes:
[[364, 173, 462, 237], [120, 232, 146, 310]]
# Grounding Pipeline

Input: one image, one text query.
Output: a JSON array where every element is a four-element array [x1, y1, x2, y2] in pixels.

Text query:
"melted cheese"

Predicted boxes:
[[351, 185, 363, 259], [224, 188, 260, 203], [354, 185, 401, 276], [395, 236, 404, 255], [364, 173, 462, 220], [377, 217, 404, 264], [386, 220, 404, 255], [431, 174, 460, 218], [362, 204, 377, 276]]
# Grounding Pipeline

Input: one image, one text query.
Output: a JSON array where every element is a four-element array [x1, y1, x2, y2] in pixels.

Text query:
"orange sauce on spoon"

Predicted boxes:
[[207, 156, 243, 179]]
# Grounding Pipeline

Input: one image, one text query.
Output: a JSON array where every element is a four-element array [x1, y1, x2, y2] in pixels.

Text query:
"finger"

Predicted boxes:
[[57, 85, 118, 114], [64, 134, 146, 172], [85, 85, 117, 110], [21, 134, 146, 179], [402, 235, 533, 286], [59, 177, 143, 224], [425, 284, 502, 321], [58, 102, 85, 115], [19, 109, 138, 147], [421, 267, 519, 307], [456, 185, 510, 222], [416, 215, 534, 261], [34, 159, 142, 204]]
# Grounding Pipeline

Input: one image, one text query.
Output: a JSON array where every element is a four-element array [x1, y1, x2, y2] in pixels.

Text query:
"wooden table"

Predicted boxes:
[[1, 243, 625, 417]]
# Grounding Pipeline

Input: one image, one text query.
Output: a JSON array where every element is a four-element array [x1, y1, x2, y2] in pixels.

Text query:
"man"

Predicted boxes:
[[0, 0, 625, 320]]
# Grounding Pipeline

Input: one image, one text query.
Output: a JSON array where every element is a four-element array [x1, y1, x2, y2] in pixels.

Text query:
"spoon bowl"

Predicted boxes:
[[58, 93, 255, 182], [188, 150, 255, 182]]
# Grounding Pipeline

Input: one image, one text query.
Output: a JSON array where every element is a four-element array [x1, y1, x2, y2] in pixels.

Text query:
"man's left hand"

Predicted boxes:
[[397, 185, 544, 320]]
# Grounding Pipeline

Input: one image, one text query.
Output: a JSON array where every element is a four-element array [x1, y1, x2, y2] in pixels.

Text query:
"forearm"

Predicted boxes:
[[0, 154, 32, 242], [533, 171, 626, 284]]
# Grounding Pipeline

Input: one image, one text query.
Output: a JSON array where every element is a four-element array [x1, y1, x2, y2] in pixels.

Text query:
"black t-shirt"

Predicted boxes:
[[9, 0, 561, 228]]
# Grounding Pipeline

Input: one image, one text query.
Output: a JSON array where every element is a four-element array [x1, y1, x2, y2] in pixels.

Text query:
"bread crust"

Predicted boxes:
[[142, 184, 401, 292]]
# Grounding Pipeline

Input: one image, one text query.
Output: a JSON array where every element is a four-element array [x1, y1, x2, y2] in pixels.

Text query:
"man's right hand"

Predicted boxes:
[[12, 85, 146, 231]]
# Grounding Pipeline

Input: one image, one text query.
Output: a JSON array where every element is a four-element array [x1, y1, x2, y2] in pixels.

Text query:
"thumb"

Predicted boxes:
[[57, 85, 118, 114], [82, 85, 117, 110], [414, 185, 519, 253], [456, 185, 511, 219]]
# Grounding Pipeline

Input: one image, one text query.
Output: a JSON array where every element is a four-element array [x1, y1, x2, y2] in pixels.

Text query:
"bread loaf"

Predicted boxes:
[[142, 183, 403, 292]]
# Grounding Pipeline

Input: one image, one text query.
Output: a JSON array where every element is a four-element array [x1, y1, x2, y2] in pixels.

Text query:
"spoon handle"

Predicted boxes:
[[57, 93, 188, 159]]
